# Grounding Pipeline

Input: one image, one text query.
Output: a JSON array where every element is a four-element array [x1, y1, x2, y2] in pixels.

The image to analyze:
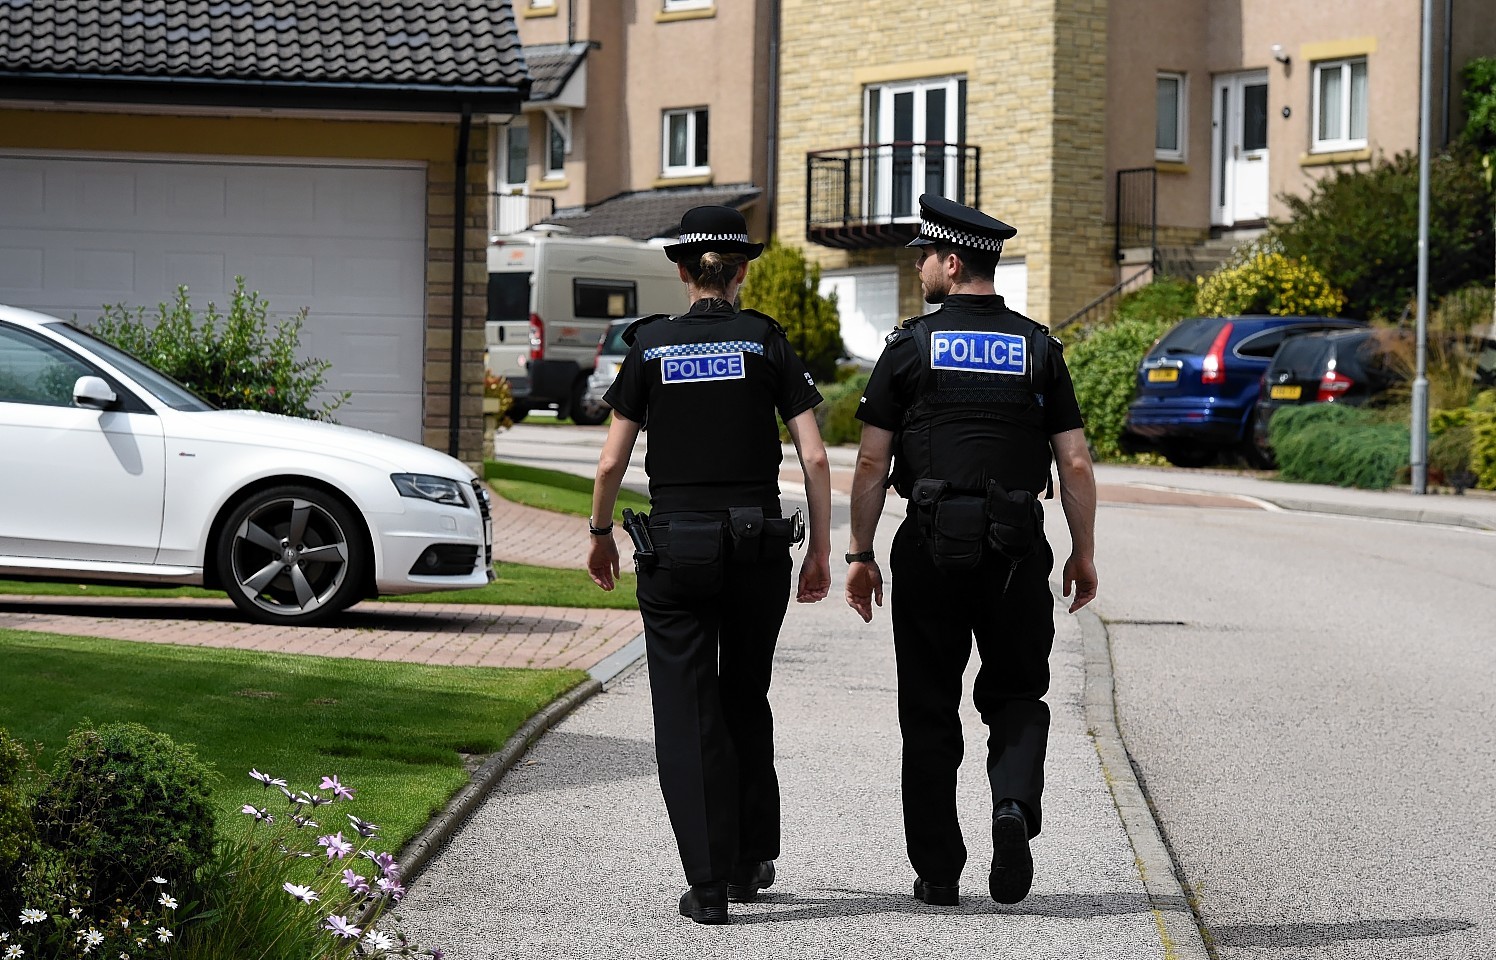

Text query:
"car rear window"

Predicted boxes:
[[1151, 317, 1226, 357], [1269, 335, 1332, 374]]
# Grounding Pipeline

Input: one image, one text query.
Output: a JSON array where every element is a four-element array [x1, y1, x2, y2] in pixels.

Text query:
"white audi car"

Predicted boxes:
[[0, 304, 493, 626]]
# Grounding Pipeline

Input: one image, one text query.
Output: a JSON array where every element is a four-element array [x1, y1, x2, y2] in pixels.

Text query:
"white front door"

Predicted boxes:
[[1212, 71, 1270, 225], [493, 120, 533, 235]]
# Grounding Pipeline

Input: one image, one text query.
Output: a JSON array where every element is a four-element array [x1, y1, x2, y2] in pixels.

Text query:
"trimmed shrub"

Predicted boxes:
[[1270, 146, 1495, 320], [93, 277, 350, 420], [35, 722, 216, 911], [1066, 312, 1176, 460], [741, 241, 843, 383], [0, 731, 42, 913], [1196, 246, 1346, 318], [815, 372, 869, 446], [1268, 404, 1409, 489]]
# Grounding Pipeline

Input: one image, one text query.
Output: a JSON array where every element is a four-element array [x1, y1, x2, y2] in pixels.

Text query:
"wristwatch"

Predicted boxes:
[[845, 550, 876, 563], [588, 518, 615, 536]]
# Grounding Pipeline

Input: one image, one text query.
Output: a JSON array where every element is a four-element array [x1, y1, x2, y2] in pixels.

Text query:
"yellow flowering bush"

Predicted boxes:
[[1196, 250, 1346, 318]]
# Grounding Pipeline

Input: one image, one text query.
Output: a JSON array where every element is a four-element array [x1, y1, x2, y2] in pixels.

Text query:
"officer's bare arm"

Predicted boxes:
[[848, 425, 895, 555], [1051, 427, 1099, 611], [784, 409, 832, 602], [587, 412, 644, 591]]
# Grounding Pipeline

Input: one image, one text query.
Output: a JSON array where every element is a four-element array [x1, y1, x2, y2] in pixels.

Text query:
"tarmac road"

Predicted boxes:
[[1095, 502, 1496, 959]]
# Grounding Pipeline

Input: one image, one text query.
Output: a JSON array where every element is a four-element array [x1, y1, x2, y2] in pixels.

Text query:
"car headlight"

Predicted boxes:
[[391, 473, 468, 507]]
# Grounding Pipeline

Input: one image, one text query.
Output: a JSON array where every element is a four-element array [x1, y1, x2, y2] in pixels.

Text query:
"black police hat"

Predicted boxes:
[[663, 205, 765, 263], [906, 193, 1017, 255]]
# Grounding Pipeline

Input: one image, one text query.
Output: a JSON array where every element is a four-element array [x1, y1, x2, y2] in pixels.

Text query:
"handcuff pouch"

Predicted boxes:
[[662, 519, 725, 595]]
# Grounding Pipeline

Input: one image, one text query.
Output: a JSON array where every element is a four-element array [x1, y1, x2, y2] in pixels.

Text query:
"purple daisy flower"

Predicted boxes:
[[323, 915, 361, 939]]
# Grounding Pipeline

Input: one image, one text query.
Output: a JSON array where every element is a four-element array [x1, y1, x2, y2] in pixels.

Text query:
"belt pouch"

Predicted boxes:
[[728, 506, 766, 565], [984, 483, 1043, 561], [929, 495, 987, 572], [663, 519, 725, 595]]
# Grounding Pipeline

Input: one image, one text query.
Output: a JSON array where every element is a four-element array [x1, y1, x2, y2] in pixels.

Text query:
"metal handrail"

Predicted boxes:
[[806, 142, 981, 238], [490, 192, 558, 235], [1053, 264, 1155, 334]]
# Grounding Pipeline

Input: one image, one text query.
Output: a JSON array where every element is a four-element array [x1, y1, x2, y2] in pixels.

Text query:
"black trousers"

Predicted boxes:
[[636, 536, 792, 886], [889, 516, 1056, 886]]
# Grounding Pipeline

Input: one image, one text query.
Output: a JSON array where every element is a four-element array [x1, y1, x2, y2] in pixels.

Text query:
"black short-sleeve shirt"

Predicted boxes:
[[856, 294, 1083, 493], [606, 299, 822, 514]]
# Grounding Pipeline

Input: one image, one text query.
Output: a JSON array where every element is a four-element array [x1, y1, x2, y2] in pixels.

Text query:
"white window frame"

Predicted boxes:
[[1311, 57, 1368, 152], [863, 74, 966, 221], [662, 107, 710, 177], [663, 0, 713, 10], [1155, 72, 1187, 162], [543, 108, 570, 179], [498, 119, 530, 192]]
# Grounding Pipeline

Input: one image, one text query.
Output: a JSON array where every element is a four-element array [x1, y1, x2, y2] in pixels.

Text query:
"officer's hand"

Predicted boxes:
[[1063, 555, 1098, 613], [796, 551, 832, 603], [845, 560, 883, 623], [588, 535, 621, 591]]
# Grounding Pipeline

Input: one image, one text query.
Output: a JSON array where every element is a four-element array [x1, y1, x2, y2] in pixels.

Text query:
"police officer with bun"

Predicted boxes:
[[587, 205, 833, 925], [844, 194, 1098, 907]]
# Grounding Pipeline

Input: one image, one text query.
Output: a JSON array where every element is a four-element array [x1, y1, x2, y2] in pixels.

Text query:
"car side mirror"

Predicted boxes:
[[73, 375, 117, 410]]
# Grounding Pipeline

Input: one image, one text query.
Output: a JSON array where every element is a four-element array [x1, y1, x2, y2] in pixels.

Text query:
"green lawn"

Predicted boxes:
[[0, 629, 584, 850], [485, 459, 650, 520]]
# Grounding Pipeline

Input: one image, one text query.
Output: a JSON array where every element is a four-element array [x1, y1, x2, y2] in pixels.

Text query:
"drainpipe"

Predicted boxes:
[[448, 104, 473, 459], [568, 0, 576, 46], [765, 0, 780, 240]]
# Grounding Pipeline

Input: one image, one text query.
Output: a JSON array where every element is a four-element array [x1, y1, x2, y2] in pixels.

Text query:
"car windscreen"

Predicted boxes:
[[1150, 317, 1225, 357], [601, 322, 631, 355], [1268, 335, 1332, 375], [47, 322, 216, 411]]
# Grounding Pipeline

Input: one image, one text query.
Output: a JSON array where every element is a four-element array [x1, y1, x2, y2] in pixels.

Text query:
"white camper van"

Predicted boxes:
[[486, 231, 682, 424]]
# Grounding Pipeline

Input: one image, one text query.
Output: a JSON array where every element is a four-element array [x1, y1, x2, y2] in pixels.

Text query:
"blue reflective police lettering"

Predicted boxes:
[[661, 351, 747, 383], [929, 330, 1027, 376]]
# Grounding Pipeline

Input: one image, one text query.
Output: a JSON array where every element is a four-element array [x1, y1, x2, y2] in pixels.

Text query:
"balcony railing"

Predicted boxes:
[[490, 192, 558, 236], [806, 142, 980, 249]]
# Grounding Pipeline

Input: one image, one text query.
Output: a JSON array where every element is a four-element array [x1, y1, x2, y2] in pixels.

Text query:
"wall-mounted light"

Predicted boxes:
[[1271, 44, 1291, 67]]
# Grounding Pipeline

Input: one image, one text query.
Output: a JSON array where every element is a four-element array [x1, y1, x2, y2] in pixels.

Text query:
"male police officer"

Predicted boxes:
[[844, 194, 1098, 906], [587, 205, 833, 925]]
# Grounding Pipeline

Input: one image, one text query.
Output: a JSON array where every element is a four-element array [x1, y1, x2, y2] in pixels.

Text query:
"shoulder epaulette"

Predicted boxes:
[[738, 307, 790, 339], [621, 313, 669, 346], [884, 319, 921, 346]]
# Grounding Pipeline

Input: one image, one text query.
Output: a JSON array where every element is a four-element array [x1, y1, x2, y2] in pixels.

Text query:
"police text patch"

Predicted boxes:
[[929, 330, 1027, 376], [661, 352, 746, 384]]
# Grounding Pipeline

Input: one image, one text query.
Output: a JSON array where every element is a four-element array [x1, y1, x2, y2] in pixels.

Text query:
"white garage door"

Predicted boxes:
[[820, 266, 899, 364], [0, 154, 427, 441]]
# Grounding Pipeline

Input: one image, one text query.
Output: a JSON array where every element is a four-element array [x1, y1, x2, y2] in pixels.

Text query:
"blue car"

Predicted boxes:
[[1121, 315, 1365, 467]]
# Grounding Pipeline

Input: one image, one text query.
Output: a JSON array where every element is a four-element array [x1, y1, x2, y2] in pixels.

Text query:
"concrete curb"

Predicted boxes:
[[392, 629, 650, 893], [1252, 497, 1496, 532], [1079, 607, 1214, 960]]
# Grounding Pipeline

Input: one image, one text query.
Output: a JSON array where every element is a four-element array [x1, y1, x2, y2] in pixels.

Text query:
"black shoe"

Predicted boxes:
[[678, 882, 729, 925], [912, 877, 960, 906], [989, 798, 1034, 904], [727, 860, 776, 903]]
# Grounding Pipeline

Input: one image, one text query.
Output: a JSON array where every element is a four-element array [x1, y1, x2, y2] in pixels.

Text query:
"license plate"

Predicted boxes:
[[1147, 368, 1179, 383], [1269, 384, 1302, 400]]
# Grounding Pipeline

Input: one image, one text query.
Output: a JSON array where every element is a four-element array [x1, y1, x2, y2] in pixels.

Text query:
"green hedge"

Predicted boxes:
[[1268, 404, 1410, 489], [815, 372, 869, 446]]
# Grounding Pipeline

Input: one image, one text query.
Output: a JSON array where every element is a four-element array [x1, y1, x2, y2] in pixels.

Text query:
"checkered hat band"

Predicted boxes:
[[919, 219, 1005, 253], [678, 232, 751, 243], [643, 340, 766, 361]]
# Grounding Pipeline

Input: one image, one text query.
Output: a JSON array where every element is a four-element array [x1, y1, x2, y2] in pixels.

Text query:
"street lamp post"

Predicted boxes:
[[1412, 0, 1434, 494]]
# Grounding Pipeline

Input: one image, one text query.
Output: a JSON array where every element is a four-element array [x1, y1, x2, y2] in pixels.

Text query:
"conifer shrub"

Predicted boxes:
[[1267, 404, 1409, 489], [35, 722, 216, 912], [741, 241, 844, 382]]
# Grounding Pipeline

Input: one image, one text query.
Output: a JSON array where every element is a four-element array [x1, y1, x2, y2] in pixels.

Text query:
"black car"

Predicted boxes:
[[1252, 328, 1409, 458]]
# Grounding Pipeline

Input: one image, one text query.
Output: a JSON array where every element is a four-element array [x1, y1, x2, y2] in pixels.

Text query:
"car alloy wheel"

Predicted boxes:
[[217, 485, 366, 625]]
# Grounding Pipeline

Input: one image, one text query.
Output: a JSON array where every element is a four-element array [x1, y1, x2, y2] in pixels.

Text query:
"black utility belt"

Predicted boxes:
[[909, 478, 1043, 579], [621, 506, 803, 597]]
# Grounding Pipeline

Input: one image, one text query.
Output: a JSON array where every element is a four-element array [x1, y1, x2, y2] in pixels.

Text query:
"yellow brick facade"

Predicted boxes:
[[777, 0, 1115, 327]]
